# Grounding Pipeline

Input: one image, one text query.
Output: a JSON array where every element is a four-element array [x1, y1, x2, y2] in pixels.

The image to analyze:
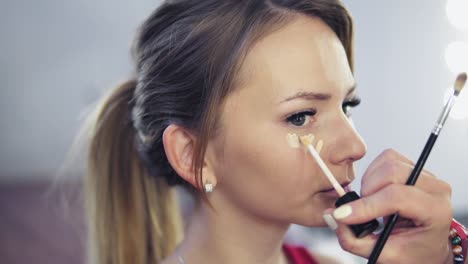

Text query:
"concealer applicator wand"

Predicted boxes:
[[299, 135, 379, 238], [367, 72, 467, 264]]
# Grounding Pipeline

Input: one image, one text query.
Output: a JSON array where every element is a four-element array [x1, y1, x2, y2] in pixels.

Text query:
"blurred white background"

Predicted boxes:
[[347, 0, 468, 213], [1, 1, 468, 263]]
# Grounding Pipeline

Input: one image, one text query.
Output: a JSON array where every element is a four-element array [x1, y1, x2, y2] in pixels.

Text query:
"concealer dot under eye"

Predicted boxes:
[[286, 133, 300, 148], [285, 132, 324, 153]]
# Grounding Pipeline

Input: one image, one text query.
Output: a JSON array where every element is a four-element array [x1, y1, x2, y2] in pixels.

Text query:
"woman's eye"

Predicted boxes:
[[286, 110, 316, 127], [342, 97, 361, 117]]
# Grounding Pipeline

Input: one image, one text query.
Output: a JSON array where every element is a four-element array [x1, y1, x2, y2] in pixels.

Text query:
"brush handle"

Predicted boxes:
[[367, 133, 438, 264], [407, 133, 438, 185]]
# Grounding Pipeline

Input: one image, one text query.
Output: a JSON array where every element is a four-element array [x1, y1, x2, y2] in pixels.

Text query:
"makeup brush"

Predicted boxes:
[[367, 72, 467, 264], [299, 135, 379, 238]]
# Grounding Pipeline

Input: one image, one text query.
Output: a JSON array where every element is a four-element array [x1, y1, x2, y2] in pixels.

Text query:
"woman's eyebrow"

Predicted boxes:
[[279, 91, 331, 104], [346, 83, 357, 97], [279, 83, 357, 104]]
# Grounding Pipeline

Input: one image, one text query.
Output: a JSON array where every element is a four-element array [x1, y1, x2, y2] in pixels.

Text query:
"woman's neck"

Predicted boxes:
[[175, 198, 291, 264]]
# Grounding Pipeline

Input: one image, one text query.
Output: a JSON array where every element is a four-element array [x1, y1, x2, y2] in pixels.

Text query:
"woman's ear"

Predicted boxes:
[[162, 124, 217, 191], [163, 124, 197, 187]]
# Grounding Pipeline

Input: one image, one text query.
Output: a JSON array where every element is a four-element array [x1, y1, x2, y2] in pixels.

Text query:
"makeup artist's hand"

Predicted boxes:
[[326, 149, 454, 264]]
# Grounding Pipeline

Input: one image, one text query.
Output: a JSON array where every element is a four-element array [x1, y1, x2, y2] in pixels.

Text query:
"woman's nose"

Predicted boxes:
[[328, 113, 367, 165]]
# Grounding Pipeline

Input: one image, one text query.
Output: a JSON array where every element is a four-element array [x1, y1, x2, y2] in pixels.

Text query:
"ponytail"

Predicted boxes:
[[86, 80, 182, 264]]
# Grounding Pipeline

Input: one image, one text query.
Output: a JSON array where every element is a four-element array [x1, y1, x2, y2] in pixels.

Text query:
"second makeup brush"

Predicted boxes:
[[367, 72, 467, 264]]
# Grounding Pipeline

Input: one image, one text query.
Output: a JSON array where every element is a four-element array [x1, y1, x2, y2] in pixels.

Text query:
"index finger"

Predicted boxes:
[[332, 184, 451, 227]]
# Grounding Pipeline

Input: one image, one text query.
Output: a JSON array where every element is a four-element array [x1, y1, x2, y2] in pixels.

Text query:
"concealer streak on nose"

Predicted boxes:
[[316, 139, 323, 154]]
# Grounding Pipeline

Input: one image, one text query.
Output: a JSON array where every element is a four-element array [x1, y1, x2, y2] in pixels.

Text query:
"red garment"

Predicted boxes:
[[283, 244, 319, 264]]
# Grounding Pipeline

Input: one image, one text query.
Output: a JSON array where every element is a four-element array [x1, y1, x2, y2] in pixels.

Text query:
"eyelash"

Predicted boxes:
[[285, 97, 361, 127], [286, 109, 317, 127], [342, 97, 361, 117]]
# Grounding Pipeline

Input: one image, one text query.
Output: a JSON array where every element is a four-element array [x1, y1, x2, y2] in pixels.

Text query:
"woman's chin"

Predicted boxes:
[[292, 213, 330, 227], [291, 200, 336, 227]]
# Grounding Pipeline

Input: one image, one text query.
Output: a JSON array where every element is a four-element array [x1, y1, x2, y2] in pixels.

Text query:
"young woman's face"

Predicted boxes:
[[207, 16, 367, 226]]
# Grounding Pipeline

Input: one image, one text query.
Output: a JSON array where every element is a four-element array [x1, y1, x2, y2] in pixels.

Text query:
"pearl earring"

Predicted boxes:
[[204, 181, 214, 193]]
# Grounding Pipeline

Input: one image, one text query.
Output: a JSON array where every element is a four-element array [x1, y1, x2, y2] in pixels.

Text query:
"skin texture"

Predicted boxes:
[[162, 15, 455, 264]]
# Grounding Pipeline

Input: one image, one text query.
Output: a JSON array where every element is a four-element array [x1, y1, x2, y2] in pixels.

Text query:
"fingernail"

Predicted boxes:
[[333, 204, 352, 220], [322, 214, 338, 230]]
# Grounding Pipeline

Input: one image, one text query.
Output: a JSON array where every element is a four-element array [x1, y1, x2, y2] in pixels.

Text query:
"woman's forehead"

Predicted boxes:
[[236, 15, 355, 104]]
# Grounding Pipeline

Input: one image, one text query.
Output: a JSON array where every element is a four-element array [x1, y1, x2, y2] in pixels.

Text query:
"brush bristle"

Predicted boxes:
[[454, 72, 467, 96]]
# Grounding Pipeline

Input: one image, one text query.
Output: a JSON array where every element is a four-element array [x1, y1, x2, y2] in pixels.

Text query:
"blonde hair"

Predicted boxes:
[[85, 0, 354, 263], [86, 80, 182, 263]]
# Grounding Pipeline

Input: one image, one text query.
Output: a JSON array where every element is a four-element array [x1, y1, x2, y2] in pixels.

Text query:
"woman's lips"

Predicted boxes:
[[319, 183, 352, 198]]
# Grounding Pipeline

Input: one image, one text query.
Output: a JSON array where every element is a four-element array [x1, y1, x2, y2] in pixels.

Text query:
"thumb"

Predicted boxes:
[[323, 208, 380, 259]]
